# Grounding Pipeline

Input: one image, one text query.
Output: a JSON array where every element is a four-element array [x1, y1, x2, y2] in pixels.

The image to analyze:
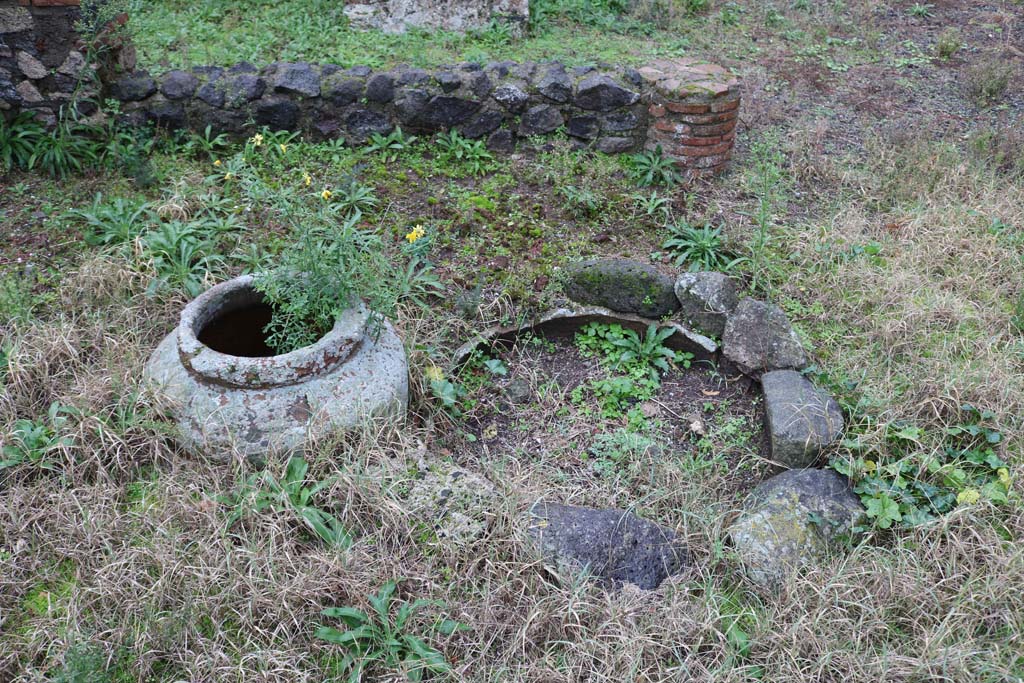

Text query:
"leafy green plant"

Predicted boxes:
[[1, 402, 76, 472], [143, 221, 226, 297], [315, 580, 466, 682], [662, 220, 746, 271], [966, 57, 1012, 104], [573, 322, 692, 417], [221, 455, 351, 548], [365, 127, 417, 162], [626, 145, 681, 187], [434, 129, 494, 177], [254, 212, 394, 353], [69, 193, 152, 247], [559, 184, 603, 218], [833, 405, 1012, 531], [744, 134, 787, 292], [632, 190, 672, 221], [586, 429, 660, 477], [935, 28, 962, 59], [333, 179, 380, 219], [0, 111, 46, 173], [29, 121, 101, 179], [906, 3, 933, 18], [180, 124, 230, 159]]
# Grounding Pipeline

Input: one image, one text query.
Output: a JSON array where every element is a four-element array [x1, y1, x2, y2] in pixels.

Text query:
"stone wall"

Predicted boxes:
[[112, 60, 651, 154], [0, 0, 134, 125], [1, 1, 741, 175], [1, 0, 85, 123]]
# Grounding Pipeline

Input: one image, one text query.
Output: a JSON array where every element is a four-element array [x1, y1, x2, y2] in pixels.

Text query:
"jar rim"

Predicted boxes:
[[176, 275, 368, 388]]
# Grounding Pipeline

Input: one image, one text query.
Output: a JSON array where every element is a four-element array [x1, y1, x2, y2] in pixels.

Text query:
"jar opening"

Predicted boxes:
[[197, 300, 279, 358]]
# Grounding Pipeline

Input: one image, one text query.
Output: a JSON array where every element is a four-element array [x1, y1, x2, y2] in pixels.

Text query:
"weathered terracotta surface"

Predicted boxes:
[[144, 276, 408, 461]]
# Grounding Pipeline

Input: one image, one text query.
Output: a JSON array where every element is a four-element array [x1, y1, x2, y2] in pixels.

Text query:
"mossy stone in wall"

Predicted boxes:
[[563, 258, 679, 318]]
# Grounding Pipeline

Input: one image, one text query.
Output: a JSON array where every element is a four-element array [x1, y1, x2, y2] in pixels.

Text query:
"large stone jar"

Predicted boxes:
[[144, 275, 408, 461]]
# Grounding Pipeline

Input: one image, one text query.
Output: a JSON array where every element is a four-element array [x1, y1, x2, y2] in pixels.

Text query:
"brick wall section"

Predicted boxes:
[[639, 59, 741, 178]]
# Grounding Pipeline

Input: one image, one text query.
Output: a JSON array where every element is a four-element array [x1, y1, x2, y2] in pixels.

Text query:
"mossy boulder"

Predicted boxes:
[[563, 258, 679, 318], [728, 469, 863, 585]]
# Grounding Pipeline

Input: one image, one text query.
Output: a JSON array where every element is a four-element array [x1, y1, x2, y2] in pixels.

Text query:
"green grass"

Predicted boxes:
[[130, 0, 706, 72]]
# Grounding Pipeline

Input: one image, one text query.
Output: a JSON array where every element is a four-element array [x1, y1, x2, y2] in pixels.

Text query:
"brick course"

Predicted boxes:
[[639, 57, 741, 179]]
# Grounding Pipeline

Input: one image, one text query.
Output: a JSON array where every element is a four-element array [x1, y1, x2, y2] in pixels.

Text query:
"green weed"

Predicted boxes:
[[316, 580, 467, 682], [662, 221, 746, 272], [220, 455, 352, 548]]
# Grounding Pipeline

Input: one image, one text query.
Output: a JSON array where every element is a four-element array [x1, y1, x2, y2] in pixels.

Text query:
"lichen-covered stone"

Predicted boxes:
[[566, 115, 599, 140], [459, 109, 503, 139], [402, 461, 498, 544], [536, 65, 573, 103], [722, 298, 808, 376], [728, 469, 863, 585], [365, 73, 395, 103], [492, 83, 529, 112], [761, 370, 844, 468], [527, 503, 689, 589], [345, 108, 394, 141], [486, 128, 515, 152], [0, 7, 33, 34], [594, 136, 636, 153], [16, 51, 47, 80], [673, 271, 738, 338], [321, 73, 363, 106], [563, 258, 679, 318], [255, 96, 299, 129], [343, 0, 528, 35], [223, 73, 265, 109]]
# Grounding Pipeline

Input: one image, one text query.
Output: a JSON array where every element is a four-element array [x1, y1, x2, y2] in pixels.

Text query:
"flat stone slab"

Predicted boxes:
[[526, 503, 689, 589], [674, 271, 738, 338], [401, 460, 498, 544], [722, 298, 808, 376], [563, 258, 679, 318], [728, 469, 863, 586], [637, 57, 740, 100], [762, 370, 844, 468], [452, 305, 718, 367]]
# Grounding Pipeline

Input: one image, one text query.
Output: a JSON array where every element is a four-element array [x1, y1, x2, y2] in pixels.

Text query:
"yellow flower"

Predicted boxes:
[[213, 159, 222, 167], [224, 172, 233, 180], [405, 225, 426, 244], [956, 488, 981, 505], [864, 459, 877, 473], [321, 189, 332, 201], [304, 173, 312, 187], [279, 143, 288, 154], [250, 133, 264, 147], [424, 365, 445, 382], [998, 468, 1011, 487]]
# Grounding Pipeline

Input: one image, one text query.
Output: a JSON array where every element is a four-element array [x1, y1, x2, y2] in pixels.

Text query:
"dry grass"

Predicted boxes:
[[4, 1, 1024, 680]]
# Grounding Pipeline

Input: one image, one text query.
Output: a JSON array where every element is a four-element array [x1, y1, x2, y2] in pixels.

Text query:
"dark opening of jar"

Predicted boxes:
[[198, 301, 278, 358]]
